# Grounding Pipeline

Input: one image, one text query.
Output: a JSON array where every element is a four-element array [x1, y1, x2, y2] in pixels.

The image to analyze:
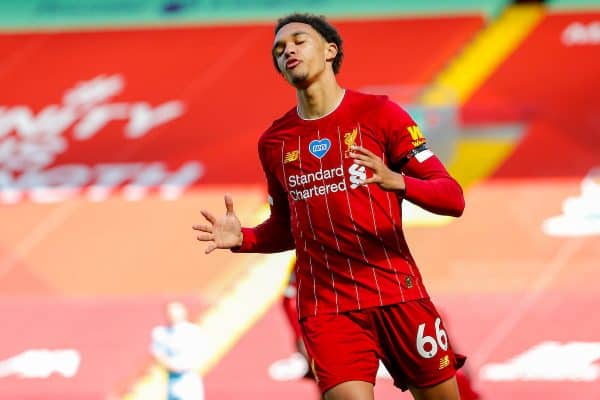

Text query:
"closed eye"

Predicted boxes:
[[272, 31, 309, 57], [273, 44, 285, 57]]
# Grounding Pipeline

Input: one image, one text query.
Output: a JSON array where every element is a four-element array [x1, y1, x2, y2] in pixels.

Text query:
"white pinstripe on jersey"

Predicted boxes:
[[381, 155, 407, 301], [316, 131, 341, 253], [356, 122, 392, 306], [282, 137, 320, 316], [336, 126, 364, 309], [321, 243, 338, 314], [315, 129, 339, 314], [384, 190, 424, 298]]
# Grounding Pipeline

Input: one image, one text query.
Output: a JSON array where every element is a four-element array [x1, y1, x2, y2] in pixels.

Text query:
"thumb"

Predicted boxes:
[[224, 194, 235, 216]]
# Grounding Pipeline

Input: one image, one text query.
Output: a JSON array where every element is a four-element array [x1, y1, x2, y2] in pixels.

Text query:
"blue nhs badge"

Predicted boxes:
[[309, 138, 331, 159]]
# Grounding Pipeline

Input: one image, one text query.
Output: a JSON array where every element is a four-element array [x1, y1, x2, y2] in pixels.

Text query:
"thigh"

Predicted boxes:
[[301, 312, 380, 395], [324, 380, 374, 400], [371, 299, 466, 391], [409, 375, 459, 400]]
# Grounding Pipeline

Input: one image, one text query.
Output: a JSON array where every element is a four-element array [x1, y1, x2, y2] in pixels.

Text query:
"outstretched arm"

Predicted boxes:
[[192, 193, 295, 254], [193, 145, 295, 253]]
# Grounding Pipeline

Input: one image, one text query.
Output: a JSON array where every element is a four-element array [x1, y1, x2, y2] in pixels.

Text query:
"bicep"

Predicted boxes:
[[378, 101, 427, 168]]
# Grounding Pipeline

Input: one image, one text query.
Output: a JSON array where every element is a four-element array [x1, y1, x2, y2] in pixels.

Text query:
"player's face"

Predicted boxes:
[[272, 22, 335, 88]]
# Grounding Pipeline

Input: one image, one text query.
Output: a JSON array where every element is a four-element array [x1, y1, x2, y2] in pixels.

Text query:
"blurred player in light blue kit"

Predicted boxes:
[[151, 301, 206, 400]]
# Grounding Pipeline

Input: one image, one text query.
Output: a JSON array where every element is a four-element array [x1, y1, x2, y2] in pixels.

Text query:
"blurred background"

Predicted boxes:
[[0, 0, 598, 399]]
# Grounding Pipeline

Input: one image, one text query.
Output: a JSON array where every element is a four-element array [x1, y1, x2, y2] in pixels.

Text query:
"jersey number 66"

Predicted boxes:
[[416, 317, 448, 359]]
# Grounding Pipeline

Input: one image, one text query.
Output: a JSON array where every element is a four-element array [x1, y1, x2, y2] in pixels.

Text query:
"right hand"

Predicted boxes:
[[192, 195, 243, 254]]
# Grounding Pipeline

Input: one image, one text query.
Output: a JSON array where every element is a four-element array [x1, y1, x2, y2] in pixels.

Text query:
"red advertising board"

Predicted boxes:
[[0, 17, 483, 203]]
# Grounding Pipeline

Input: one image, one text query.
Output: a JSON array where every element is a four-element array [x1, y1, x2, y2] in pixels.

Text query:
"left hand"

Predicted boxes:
[[349, 146, 405, 192]]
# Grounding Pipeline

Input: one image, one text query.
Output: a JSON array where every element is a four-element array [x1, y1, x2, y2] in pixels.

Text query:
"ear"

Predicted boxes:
[[325, 42, 338, 63]]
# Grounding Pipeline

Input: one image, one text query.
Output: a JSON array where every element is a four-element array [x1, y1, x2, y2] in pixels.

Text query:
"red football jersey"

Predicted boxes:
[[237, 90, 464, 318]]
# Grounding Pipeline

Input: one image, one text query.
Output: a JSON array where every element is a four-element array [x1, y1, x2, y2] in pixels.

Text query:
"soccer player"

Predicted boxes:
[[151, 301, 206, 400], [193, 13, 467, 400]]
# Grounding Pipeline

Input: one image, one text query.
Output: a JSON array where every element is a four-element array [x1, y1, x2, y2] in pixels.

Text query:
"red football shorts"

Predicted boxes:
[[300, 299, 466, 394]]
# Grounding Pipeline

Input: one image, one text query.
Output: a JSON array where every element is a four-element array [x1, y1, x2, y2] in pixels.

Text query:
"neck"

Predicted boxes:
[[296, 77, 344, 120]]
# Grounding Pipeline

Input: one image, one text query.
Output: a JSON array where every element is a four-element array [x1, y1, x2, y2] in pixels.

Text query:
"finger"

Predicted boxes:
[[224, 194, 235, 216], [351, 146, 378, 159], [348, 152, 372, 161], [192, 224, 213, 233], [353, 159, 377, 170], [200, 210, 216, 224], [362, 176, 380, 185], [196, 233, 214, 241], [205, 243, 217, 254]]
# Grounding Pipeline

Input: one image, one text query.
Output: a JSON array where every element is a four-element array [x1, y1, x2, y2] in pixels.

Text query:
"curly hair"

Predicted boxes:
[[273, 13, 344, 74]]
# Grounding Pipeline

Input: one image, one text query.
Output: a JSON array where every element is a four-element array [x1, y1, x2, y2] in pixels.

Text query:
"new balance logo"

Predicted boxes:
[[439, 355, 450, 370], [284, 150, 299, 163]]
